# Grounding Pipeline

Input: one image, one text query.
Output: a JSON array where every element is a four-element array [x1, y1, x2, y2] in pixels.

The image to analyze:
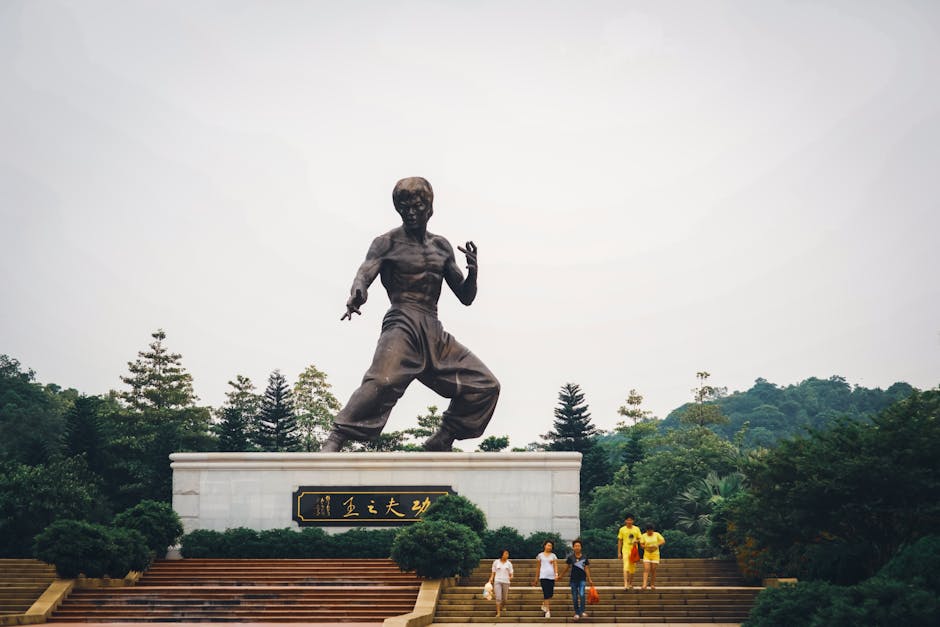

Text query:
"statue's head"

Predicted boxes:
[[392, 177, 433, 230]]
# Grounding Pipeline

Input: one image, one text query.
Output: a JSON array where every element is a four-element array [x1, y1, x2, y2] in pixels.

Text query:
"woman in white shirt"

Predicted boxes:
[[531, 540, 559, 619], [487, 549, 514, 617]]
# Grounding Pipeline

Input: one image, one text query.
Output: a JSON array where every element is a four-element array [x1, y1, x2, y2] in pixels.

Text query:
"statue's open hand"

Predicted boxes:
[[341, 289, 364, 321], [457, 241, 478, 272]]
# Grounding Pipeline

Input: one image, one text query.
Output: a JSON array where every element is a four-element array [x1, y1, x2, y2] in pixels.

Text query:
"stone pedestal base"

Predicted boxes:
[[171, 452, 581, 540]]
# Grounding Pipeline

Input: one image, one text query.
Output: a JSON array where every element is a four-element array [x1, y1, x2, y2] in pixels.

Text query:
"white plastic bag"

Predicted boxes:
[[483, 581, 493, 600]]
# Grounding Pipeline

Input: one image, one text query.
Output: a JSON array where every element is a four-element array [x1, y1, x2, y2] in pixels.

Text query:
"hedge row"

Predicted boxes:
[[181, 527, 400, 558]]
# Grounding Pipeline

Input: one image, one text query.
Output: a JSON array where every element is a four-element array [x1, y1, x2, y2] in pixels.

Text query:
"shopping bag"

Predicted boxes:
[[587, 585, 600, 605], [629, 543, 640, 563], [483, 582, 493, 600]]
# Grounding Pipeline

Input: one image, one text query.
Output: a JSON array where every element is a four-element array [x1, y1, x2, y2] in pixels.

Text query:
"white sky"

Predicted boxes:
[[1, 0, 938, 448]]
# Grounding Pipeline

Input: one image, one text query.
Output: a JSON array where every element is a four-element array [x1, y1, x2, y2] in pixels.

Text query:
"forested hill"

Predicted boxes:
[[659, 376, 916, 447]]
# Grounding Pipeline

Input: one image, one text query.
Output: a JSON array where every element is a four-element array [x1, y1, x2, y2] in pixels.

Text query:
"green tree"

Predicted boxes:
[[543, 383, 597, 452], [214, 375, 260, 452], [293, 365, 341, 452], [680, 371, 730, 428], [254, 370, 300, 452], [0, 354, 71, 465], [723, 389, 940, 583], [616, 388, 652, 429], [0, 457, 104, 557], [120, 329, 197, 412], [674, 471, 745, 535], [477, 435, 510, 452], [63, 395, 108, 476]]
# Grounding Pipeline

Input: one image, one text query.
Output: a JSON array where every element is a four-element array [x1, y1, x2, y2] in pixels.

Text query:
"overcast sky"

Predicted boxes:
[[2, 0, 938, 448]]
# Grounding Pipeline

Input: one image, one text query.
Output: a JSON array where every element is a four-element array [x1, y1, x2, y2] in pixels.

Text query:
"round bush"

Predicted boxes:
[[876, 535, 940, 593], [524, 531, 570, 557], [391, 520, 483, 578], [112, 500, 183, 557], [34, 519, 112, 578], [106, 527, 151, 576], [482, 526, 527, 559], [579, 526, 618, 558], [423, 494, 487, 536]]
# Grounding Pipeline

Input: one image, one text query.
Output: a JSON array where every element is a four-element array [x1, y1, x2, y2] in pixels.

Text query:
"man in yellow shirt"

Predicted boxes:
[[616, 514, 642, 590]]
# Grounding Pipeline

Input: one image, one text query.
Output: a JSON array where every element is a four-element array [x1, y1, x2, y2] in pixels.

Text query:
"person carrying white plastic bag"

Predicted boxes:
[[487, 549, 514, 617]]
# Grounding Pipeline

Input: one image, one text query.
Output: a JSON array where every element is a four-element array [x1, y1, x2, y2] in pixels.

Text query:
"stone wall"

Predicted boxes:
[[171, 452, 581, 540]]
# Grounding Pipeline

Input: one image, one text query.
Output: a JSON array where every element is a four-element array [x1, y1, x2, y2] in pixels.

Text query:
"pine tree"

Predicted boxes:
[[255, 370, 300, 452], [63, 395, 106, 475], [120, 329, 197, 411], [542, 383, 598, 452], [293, 365, 341, 452], [215, 375, 260, 452]]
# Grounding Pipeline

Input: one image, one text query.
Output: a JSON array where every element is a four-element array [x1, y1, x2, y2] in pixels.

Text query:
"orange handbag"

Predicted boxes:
[[587, 586, 600, 604], [629, 543, 640, 563]]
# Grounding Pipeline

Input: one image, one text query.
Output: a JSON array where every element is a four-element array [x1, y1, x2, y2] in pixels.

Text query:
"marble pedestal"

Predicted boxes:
[[171, 452, 581, 540]]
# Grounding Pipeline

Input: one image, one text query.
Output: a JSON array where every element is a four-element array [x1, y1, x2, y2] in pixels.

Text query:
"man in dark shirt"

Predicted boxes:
[[560, 539, 595, 621], [321, 177, 500, 452]]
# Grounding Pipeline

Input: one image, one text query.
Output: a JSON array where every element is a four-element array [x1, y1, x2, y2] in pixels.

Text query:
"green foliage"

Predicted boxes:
[[423, 494, 487, 536], [680, 372, 730, 428], [477, 435, 510, 452], [615, 388, 652, 429], [481, 526, 527, 558], [106, 527, 152, 575], [877, 535, 940, 593], [578, 526, 618, 557], [112, 500, 183, 556], [179, 527, 396, 558], [581, 483, 634, 531], [254, 370, 301, 452], [661, 375, 916, 447], [214, 375, 260, 452], [35, 519, 113, 578], [33, 520, 148, 578], [0, 457, 104, 557], [0, 354, 72, 465], [674, 471, 745, 535], [745, 539, 940, 627], [657, 529, 710, 558], [293, 365, 341, 452], [580, 444, 612, 500], [723, 389, 940, 584], [743, 581, 843, 627], [524, 531, 570, 557], [391, 520, 483, 578], [542, 383, 597, 452]]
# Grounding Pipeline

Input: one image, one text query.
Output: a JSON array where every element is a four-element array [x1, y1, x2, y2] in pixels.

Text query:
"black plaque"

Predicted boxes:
[[292, 485, 455, 526]]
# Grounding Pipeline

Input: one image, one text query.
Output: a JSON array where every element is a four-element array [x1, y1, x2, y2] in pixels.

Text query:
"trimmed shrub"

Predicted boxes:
[[743, 581, 842, 627], [579, 526, 618, 558], [391, 520, 483, 578], [34, 520, 147, 578], [106, 527, 151, 576], [820, 578, 938, 627], [180, 529, 225, 558], [328, 528, 398, 558], [422, 494, 487, 536], [524, 531, 570, 558], [481, 526, 527, 559], [112, 500, 183, 556], [35, 519, 112, 578], [179, 526, 398, 558]]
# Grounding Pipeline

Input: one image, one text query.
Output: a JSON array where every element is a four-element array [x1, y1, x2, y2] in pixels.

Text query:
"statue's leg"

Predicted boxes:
[[419, 332, 500, 450], [323, 327, 423, 451]]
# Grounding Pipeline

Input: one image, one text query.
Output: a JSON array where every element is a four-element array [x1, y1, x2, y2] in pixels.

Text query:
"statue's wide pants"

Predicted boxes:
[[333, 306, 500, 441]]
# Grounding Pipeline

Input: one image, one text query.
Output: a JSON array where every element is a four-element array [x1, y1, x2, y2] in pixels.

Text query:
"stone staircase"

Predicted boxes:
[[0, 559, 57, 615], [436, 558, 761, 623], [50, 558, 421, 622]]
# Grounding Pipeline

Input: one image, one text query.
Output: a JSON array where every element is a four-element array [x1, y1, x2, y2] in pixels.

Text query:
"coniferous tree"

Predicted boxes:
[[542, 383, 597, 452], [120, 329, 197, 412], [63, 395, 107, 475], [215, 375, 260, 452], [255, 370, 300, 452]]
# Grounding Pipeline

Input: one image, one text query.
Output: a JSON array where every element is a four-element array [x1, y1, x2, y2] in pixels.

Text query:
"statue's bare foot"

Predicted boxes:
[[320, 431, 346, 452], [423, 429, 455, 452]]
